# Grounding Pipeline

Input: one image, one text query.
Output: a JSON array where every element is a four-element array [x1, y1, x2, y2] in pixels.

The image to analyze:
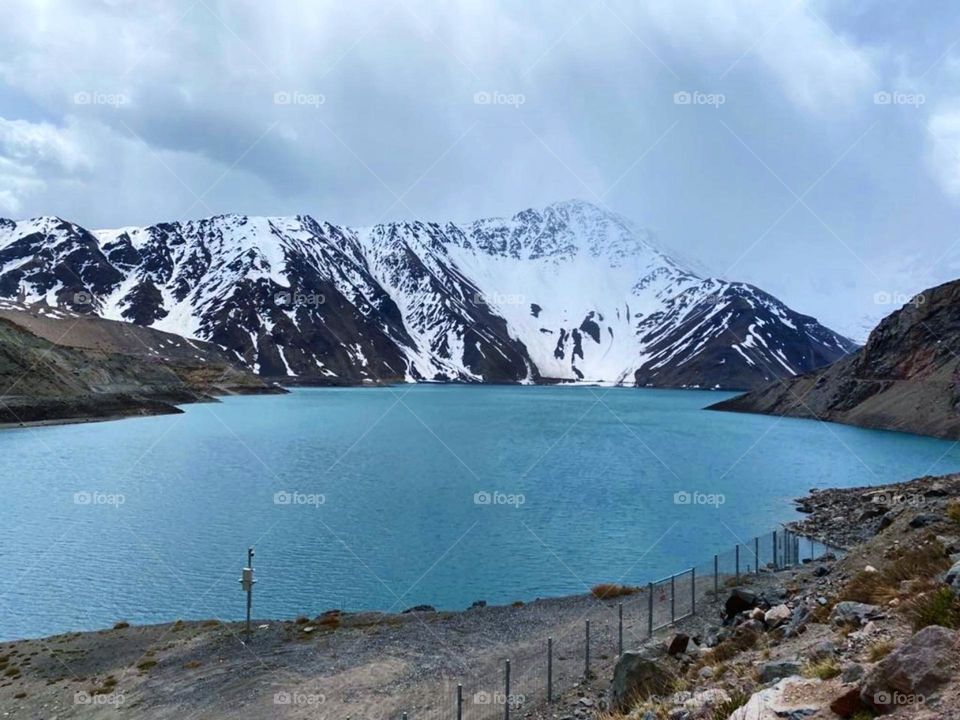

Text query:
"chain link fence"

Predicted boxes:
[[389, 527, 840, 720]]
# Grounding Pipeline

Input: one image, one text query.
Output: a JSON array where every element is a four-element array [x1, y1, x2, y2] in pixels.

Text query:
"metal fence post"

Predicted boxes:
[[504, 659, 510, 720], [547, 637, 553, 702], [691, 567, 696, 616], [457, 684, 463, 720], [670, 574, 676, 624], [713, 554, 718, 599], [735, 545, 740, 579], [585, 619, 591, 678], [618, 603, 623, 656], [647, 582, 653, 637], [755, 537, 760, 573]]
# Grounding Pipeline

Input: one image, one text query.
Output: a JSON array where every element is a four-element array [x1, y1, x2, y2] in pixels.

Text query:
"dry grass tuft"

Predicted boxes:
[[591, 583, 640, 599], [904, 586, 960, 631], [866, 639, 895, 662], [803, 658, 841, 680], [838, 537, 950, 606], [711, 690, 750, 720]]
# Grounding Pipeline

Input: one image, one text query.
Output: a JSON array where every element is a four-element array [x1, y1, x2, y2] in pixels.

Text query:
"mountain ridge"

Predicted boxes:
[[710, 278, 960, 438], [0, 201, 857, 389]]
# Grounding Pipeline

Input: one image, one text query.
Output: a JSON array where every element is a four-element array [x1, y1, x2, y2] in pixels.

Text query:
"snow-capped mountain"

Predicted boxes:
[[0, 201, 857, 388]]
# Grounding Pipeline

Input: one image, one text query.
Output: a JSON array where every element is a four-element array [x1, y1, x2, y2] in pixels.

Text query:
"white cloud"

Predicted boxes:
[[926, 106, 960, 196], [0, 117, 91, 214], [640, 0, 876, 112]]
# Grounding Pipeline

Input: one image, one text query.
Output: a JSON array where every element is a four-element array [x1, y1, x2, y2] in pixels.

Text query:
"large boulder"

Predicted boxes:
[[610, 649, 676, 711], [724, 589, 763, 621], [830, 601, 880, 626], [730, 678, 823, 719], [860, 625, 958, 712], [764, 604, 792, 627]]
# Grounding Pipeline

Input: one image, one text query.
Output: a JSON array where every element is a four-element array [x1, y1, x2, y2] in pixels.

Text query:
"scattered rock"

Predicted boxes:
[[861, 625, 957, 711], [858, 505, 885, 522], [830, 686, 870, 719], [469, 600, 487, 609], [830, 601, 880, 626], [724, 589, 761, 621], [610, 650, 676, 711], [764, 604, 791, 627], [667, 633, 690, 656], [841, 663, 865, 683], [401, 605, 436, 614], [944, 560, 960, 594], [814, 565, 830, 577], [806, 640, 837, 662], [908, 513, 939, 529], [681, 688, 731, 714], [697, 666, 715, 680], [757, 660, 802, 683]]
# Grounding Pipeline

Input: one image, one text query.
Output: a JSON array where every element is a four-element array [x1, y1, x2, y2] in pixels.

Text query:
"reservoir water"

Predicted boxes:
[[2, 385, 958, 639]]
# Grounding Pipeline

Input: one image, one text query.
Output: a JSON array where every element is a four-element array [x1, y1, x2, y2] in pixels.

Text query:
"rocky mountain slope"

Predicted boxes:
[[710, 279, 960, 438], [0, 201, 856, 389], [0, 301, 280, 425]]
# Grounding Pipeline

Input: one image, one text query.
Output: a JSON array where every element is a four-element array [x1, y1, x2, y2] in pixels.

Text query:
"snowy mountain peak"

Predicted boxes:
[[0, 204, 857, 388]]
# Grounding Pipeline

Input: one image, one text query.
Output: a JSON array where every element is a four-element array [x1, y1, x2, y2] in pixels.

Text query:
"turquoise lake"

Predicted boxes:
[[1, 385, 958, 640]]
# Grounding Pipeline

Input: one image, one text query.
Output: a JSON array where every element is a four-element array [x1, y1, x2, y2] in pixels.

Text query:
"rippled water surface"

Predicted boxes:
[[2, 385, 958, 639]]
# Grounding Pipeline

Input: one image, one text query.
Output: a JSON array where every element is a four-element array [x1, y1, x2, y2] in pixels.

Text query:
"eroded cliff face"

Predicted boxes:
[[710, 279, 960, 439], [0, 302, 280, 426]]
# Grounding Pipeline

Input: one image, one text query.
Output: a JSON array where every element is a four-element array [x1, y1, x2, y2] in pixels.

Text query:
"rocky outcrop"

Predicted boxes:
[[0, 302, 280, 425], [860, 625, 958, 712], [710, 278, 960, 439]]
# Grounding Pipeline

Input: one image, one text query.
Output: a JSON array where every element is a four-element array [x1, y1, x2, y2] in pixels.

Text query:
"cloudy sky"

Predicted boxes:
[[1, 0, 959, 339]]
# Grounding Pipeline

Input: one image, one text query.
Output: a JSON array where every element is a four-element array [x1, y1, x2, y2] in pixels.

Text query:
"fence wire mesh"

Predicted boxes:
[[392, 528, 839, 720]]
